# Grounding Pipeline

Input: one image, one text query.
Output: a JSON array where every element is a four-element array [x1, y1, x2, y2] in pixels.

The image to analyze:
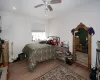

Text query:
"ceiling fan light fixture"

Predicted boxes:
[[34, 0, 62, 16], [45, 13, 47, 16], [13, 7, 16, 10], [45, 8, 48, 16]]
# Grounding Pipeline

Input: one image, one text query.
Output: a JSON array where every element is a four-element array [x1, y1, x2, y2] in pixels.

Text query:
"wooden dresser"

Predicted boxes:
[[0, 41, 9, 80], [56, 47, 69, 62], [2, 41, 9, 66]]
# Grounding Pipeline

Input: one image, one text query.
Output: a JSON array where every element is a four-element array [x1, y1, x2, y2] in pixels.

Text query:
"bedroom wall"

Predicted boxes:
[[0, 11, 47, 62], [48, 0, 100, 67]]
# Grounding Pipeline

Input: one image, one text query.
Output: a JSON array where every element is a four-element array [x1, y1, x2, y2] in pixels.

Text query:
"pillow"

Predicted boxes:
[[51, 40, 57, 45], [46, 40, 52, 45], [39, 40, 47, 44]]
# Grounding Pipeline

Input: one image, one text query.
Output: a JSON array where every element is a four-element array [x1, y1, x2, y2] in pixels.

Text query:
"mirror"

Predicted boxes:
[[74, 28, 88, 68], [72, 23, 92, 70]]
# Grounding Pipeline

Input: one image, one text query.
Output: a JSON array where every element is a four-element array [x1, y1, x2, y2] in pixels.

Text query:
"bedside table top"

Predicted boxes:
[[56, 46, 69, 52]]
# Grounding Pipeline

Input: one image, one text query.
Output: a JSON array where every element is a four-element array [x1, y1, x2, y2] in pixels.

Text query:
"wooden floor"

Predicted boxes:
[[9, 59, 90, 80], [76, 51, 88, 67]]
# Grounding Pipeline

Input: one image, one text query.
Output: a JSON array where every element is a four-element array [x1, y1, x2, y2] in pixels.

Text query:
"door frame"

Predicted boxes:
[[72, 23, 92, 70]]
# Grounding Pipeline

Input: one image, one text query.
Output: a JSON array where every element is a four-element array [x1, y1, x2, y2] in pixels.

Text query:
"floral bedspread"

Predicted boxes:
[[22, 43, 57, 71]]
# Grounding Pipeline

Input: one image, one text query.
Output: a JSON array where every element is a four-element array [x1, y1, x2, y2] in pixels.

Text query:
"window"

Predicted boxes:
[[32, 32, 46, 41]]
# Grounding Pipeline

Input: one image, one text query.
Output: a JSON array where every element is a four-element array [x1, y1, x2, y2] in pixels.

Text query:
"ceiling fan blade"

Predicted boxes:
[[48, 5, 53, 11], [50, 0, 62, 4], [42, 0, 45, 3], [34, 4, 44, 8]]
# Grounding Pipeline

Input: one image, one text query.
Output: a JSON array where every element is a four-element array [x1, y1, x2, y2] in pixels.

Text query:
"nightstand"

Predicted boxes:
[[56, 47, 69, 62]]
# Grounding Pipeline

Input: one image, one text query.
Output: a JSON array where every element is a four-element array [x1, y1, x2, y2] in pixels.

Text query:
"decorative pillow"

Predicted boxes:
[[47, 36, 60, 45], [51, 40, 57, 45], [46, 40, 52, 45]]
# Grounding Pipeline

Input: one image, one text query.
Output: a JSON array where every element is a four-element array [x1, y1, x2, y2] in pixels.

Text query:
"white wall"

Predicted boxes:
[[48, 0, 100, 68], [0, 11, 47, 62]]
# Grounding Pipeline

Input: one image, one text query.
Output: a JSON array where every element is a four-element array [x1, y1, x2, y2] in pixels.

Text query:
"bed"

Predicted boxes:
[[22, 36, 60, 71]]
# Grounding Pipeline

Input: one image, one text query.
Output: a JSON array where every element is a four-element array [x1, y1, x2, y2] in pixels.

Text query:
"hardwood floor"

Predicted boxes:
[[9, 59, 90, 80], [75, 51, 88, 67]]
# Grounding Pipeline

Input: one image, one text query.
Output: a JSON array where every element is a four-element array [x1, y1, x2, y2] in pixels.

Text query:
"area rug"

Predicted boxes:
[[35, 65, 87, 80]]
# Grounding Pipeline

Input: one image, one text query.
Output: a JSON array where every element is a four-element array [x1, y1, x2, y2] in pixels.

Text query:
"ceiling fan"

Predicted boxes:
[[34, 0, 62, 11]]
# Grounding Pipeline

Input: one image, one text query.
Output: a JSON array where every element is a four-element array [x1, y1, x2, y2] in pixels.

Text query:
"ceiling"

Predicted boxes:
[[0, 0, 96, 19]]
